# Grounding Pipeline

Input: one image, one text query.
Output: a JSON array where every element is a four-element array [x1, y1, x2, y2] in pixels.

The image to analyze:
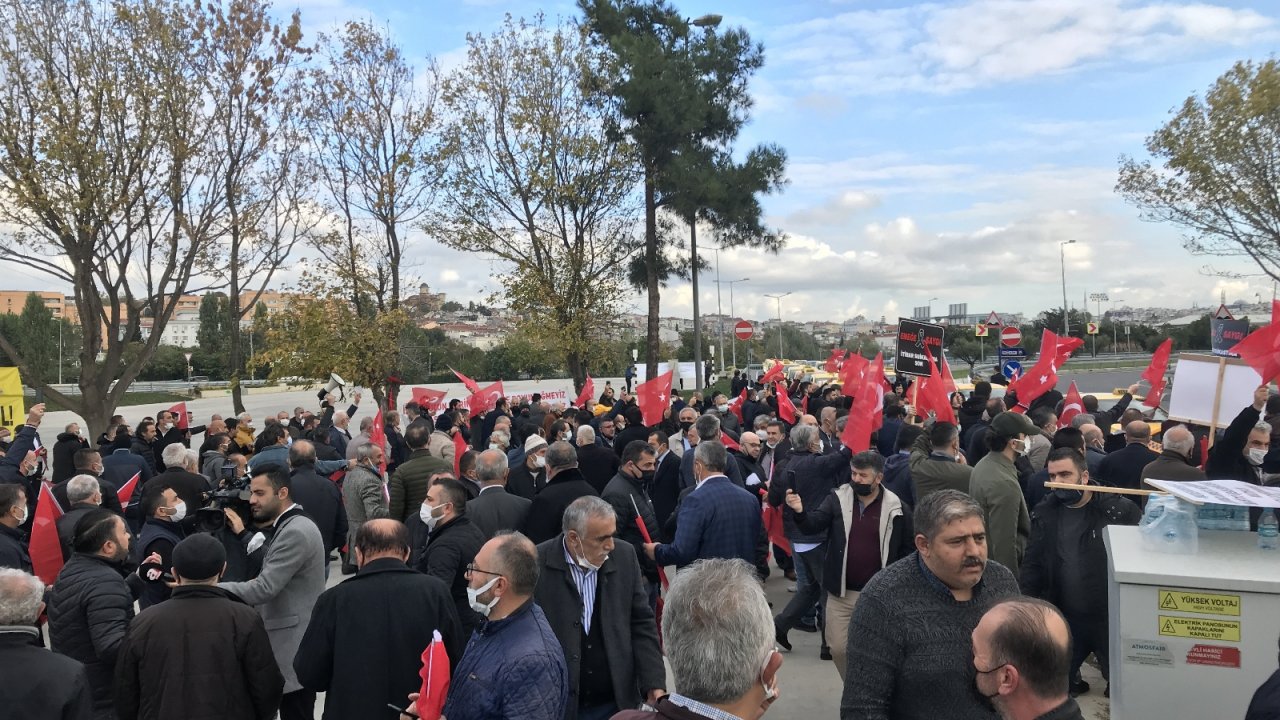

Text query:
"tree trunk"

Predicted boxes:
[[644, 163, 660, 381], [567, 351, 586, 395]]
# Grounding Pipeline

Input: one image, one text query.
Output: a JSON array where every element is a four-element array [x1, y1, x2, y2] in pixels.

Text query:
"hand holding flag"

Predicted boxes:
[[414, 630, 451, 720], [635, 370, 673, 427], [575, 375, 596, 409], [1140, 338, 1173, 408]]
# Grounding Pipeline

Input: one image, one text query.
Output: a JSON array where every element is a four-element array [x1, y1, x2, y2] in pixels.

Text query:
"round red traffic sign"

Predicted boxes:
[[734, 320, 754, 341], [1000, 326, 1022, 348]]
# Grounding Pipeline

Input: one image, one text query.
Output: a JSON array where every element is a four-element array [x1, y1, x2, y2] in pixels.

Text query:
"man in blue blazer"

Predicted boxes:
[[645, 441, 761, 569]]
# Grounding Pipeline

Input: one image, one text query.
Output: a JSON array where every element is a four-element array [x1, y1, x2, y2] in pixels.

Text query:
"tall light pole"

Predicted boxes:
[[1059, 239, 1076, 335], [764, 292, 791, 360], [1110, 299, 1123, 354], [722, 277, 749, 369], [1089, 292, 1108, 357]]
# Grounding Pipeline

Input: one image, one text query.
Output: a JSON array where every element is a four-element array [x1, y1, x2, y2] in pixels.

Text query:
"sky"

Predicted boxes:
[[5, 0, 1279, 325]]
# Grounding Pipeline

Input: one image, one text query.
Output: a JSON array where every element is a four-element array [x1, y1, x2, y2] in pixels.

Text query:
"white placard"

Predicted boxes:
[[1167, 353, 1262, 426], [1145, 478, 1280, 508]]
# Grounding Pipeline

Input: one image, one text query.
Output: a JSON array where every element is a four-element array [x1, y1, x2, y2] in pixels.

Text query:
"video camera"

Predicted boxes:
[[193, 463, 253, 533]]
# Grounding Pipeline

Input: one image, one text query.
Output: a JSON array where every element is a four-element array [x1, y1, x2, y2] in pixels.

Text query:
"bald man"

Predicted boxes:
[[1097, 420, 1157, 491], [1078, 424, 1105, 477], [972, 598, 1080, 720], [1140, 425, 1207, 484]]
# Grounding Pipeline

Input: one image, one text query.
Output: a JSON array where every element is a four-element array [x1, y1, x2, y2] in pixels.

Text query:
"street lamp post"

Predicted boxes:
[[1059, 239, 1076, 335], [57, 320, 62, 385], [1088, 292, 1108, 357], [763, 292, 791, 360], [1110, 299, 1123, 354]]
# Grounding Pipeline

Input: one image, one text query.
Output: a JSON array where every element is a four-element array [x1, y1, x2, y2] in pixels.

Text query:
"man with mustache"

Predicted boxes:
[[840, 489, 1020, 720]]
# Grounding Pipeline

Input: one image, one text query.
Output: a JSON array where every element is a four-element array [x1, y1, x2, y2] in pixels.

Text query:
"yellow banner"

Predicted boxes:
[[1158, 588, 1241, 617], [0, 367, 23, 434]]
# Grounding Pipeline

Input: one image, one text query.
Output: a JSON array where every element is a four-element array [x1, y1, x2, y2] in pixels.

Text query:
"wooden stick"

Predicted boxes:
[[1043, 481, 1166, 497], [1207, 357, 1227, 450]]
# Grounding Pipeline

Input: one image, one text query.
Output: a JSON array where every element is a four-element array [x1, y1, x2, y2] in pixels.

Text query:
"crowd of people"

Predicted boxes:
[[0, 368, 1279, 720]]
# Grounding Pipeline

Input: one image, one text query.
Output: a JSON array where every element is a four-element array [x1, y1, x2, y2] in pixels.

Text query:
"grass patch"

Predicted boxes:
[[38, 390, 191, 413]]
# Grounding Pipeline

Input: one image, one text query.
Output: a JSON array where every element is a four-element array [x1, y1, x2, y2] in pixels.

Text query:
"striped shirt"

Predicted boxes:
[[563, 539, 599, 634], [668, 694, 745, 720]]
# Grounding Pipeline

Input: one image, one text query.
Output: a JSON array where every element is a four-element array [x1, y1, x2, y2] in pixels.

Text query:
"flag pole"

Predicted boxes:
[[1207, 357, 1227, 450]]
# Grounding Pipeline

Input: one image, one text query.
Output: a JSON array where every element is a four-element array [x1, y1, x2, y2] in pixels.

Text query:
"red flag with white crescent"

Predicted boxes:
[[117, 471, 143, 505], [411, 387, 448, 415], [414, 630, 451, 720], [30, 483, 65, 585], [575, 375, 596, 409]]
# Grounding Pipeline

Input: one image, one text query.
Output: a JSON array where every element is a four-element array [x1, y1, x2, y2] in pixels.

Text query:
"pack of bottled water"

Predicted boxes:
[[1140, 495, 1199, 554]]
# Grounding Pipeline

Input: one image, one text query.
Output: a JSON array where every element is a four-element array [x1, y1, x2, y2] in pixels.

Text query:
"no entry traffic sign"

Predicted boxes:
[[734, 321, 754, 341], [1000, 326, 1022, 348]]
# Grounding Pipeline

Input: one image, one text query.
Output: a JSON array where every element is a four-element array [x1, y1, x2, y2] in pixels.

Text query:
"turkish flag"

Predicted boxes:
[[31, 482, 65, 585], [575, 375, 595, 409], [841, 352, 885, 452], [763, 504, 790, 555], [1054, 336, 1085, 368], [1011, 329, 1061, 413], [635, 370, 673, 427], [414, 630, 451, 720], [116, 471, 142, 505], [450, 367, 481, 394], [1233, 322, 1280, 384], [800, 394, 809, 416], [370, 409, 387, 473], [453, 431, 468, 478], [938, 354, 958, 396], [1058, 382, 1085, 429], [760, 362, 785, 385], [468, 381, 505, 418], [411, 387, 448, 415], [824, 348, 846, 373], [914, 348, 956, 425], [1141, 338, 1173, 409], [168, 402, 189, 430], [720, 431, 740, 452], [1273, 300, 1280, 323], [774, 382, 797, 424], [839, 353, 869, 394], [728, 387, 747, 423]]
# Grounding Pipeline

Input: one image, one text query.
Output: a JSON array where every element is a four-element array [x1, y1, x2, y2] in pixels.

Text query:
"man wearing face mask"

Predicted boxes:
[[1020, 449, 1139, 698], [0, 484, 32, 571], [417, 476, 487, 637], [668, 407, 698, 459], [534, 497, 665, 720], [602, 441, 661, 605], [48, 509, 138, 717], [970, 413, 1036, 580], [708, 392, 741, 434], [436, 531, 568, 720], [133, 486, 188, 609], [1206, 386, 1273, 529], [735, 430, 766, 489], [971, 599, 1081, 720], [508, 435, 550, 499]]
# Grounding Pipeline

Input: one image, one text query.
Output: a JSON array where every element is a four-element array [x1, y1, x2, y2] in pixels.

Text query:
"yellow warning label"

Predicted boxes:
[[1157, 616, 1241, 642], [1157, 588, 1241, 617]]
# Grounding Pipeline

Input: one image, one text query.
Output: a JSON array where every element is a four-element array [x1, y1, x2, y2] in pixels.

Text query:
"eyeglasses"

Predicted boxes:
[[465, 563, 503, 578]]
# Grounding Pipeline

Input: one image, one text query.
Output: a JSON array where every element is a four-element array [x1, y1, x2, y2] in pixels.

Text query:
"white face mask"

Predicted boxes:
[[755, 430, 768, 441], [168, 501, 187, 523], [1249, 448, 1267, 466], [467, 576, 501, 617], [1015, 437, 1031, 457], [571, 536, 606, 572], [533, 455, 546, 469], [13, 505, 28, 525], [489, 443, 502, 451], [717, 404, 730, 413], [560, 432, 571, 442], [420, 502, 446, 531]]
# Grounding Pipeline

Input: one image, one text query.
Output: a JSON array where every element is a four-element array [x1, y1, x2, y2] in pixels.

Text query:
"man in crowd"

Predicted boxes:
[[342, 443, 388, 574], [602, 441, 661, 604], [523, 441, 600, 544], [286, 440, 348, 576], [734, 429, 766, 488], [508, 434, 550, 499], [345, 416, 379, 460], [48, 508, 137, 719], [296, 519, 462, 719], [668, 407, 698, 459], [417, 477, 487, 637], [115, 533, 283, 720], [1020, 449, 1140, 697], [133, 485, 187, 609], [131, 420, 158, 475], [54, 449, 125, 518], [103, 427, 152, 491], [970, 412, 1035, 579], [1085, 384, 1138, 448], [645, 442, 761, 569], [467, 449, 532, 539], [141, 443, 209, 518], [972, 599, 1083, 720], [1026, 409, 1057, 472], [0, 568, 93, 718], [52, 422, 89, 484], [680, 414, 746, 490], [910, 421, 972, 499], [1139, 424, 1207, 484], [841, 489, 1019, 720], [709, 392, 741, 434], [0, 484, 31, 571], [614, 406, 651, 457], [610, 559, 783, 720], [439, 532, 568, 720], [389, 423, 451, 523], [596, 415, 617, 450], [328, 412, 352, 457], [220, 465, 326, 720], [55, 475, 105, 561], [787, 451, 914, 678], [535, 497, 664, 720], [250, 424, 348, 476], [1208, 386, 1272, 528], [1097, 420, 1158, 491], [965, 397, 1005, 466], [576, 426, 619, 494]]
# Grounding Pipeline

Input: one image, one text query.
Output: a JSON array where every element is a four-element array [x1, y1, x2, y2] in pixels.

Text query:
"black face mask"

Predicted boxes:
[[1053, 487, 1085, 505], [972, 666, 1004, 713], [680, 421, 694, 432], [853, 482, 875, 497]]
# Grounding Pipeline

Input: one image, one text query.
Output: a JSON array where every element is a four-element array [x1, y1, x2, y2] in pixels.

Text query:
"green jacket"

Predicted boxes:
[[388, 449, 451, 523], [909, 432, 973, 500], [969, 450, 1030, 579]]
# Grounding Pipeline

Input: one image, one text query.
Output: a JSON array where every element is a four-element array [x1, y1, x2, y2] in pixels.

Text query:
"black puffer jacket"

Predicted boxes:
[[114, 585, 283, 720], [47, 553, 136, 713]]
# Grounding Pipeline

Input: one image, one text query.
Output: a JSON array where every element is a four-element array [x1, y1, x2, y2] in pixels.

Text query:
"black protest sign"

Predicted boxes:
[[895, 319, 946, 377]]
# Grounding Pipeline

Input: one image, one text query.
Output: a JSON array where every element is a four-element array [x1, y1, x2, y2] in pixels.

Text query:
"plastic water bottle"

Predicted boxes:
[[1259, 509, 1279, 550]]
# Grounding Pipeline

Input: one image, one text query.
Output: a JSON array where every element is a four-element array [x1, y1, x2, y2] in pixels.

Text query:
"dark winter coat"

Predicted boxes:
[[0, 522, 31, 572], [522, 468, 600, 545], [768, 446, 854, 543], [466, 485, 532, 539], [47, 553, 136, 713], [114, 585, 282, 720], [417, 515, 486, 637], [52, 432, 89, 484], [388, 449, 451, 523], [0, 626, 93, 720], [288, 464, 348, 555], [601, 470, 660, 583]]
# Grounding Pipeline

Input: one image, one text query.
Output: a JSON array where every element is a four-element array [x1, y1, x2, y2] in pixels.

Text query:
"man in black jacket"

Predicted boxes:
[[523, 442, 600, 544], [286, 441, 348, 576], [55, 449, 125, 517], [48, 508, 137, 718], [1020, 448, 1140, 697], [0, 484, 32, 572], [467, 449, 532, 539], [1097, 421, 1158, 490], [417, 477, 487, 637], [52, 422, 89, 484], [296, 519, 462, 720], [576, 426, 619, 495], [115, 532, 282, 720], [601, 441, 661, 606], [1206, 386, 1271, 529], [131, 421, 159, 476], [55, 475, 106, 562], [534, 497, 664, 720], [0, 568, 93, 718]]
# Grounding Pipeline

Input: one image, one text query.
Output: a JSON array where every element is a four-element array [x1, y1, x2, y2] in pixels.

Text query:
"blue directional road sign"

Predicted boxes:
[[998, 346, 1027, 359], [1001, 360, 1022, 380]]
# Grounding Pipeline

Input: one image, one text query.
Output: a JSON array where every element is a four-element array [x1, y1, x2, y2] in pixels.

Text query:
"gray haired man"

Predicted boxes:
[[534, 496, 664, 720], [0, 568, 93, 717], [841, 489, 1019, 720]]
